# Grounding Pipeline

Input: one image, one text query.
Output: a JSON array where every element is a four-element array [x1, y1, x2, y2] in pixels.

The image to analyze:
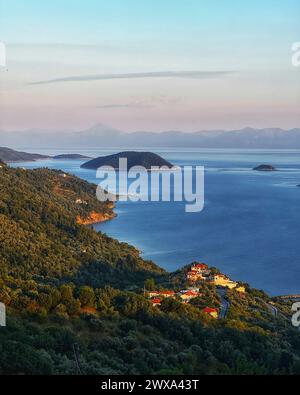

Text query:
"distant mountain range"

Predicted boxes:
[[1, 124, 300, 149]]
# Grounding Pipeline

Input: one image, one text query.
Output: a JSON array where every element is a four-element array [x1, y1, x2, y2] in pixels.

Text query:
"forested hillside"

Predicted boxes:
[[0, 162, 164, 292], [0, 162, 300, 375]]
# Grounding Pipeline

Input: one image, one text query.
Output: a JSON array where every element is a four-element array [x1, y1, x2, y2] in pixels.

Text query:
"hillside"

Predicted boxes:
[[0, 148, 93, 163], [81, 151, 174, 170], [0, 147, 49, 162], [0, 162, 164, 290], [0, 162, 300, 375]]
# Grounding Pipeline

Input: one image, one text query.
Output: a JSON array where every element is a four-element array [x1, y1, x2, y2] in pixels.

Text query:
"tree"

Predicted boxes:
[[144, 278, 156, 291], [79, 286, 95, 307]]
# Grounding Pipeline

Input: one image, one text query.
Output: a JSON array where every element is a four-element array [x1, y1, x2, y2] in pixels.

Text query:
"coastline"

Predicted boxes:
[[10, 150, 300, 296], [77, 205, 117, 225]]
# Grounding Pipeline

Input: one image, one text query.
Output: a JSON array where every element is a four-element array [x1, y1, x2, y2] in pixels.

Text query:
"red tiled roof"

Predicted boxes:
[[203, 307, 218, 314], [160, 291, 175, 295], [149, 290, 175, 296], [193, 264, 208, 269], [151, 299, 162, 304], [184, 291, 199, 296]]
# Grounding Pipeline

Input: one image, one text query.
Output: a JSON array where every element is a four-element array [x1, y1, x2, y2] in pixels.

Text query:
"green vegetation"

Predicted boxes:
[[0, 162, 300, 375], [81, 151, 174, 170]]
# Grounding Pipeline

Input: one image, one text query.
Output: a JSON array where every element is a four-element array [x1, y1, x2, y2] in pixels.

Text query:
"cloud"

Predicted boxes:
[[94, 103, 154, 109], [29, 70, 236, 85], [91, 95, 184, 110]]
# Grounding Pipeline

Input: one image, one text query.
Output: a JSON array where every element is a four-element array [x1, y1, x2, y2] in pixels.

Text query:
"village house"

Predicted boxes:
[[147, 291, 161, 298], [210, 274, 238, 289], [147, 290, 175, 299], [75, 198, 88, 205], [186, 270, 204, 282], [179, 290, 202, 302], [187, 263, 211, 283], [159, 290, 176, 298], [203, 307, 219, 319], [151, 298, 162, 307], [191, 263, 210, 274]]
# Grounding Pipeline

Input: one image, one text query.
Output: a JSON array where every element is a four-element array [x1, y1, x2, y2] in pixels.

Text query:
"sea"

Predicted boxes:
[[11, 148, 300, 296]]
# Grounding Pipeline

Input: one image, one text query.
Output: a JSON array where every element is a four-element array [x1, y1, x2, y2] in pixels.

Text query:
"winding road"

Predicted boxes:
[[217, 288, 230, 320], [266, 303, 278, 318]]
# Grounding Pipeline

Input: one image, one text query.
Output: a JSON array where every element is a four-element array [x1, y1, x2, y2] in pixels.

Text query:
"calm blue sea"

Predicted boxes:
[[12, 148, 300, 296]]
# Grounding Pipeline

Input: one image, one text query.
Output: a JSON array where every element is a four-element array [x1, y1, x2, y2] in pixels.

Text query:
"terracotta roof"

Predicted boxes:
[[160, 291, 175, 295], [203, 307, 218, 314], [151, 298, 162, 304], [193, 264, 208, 269], [184, 291, 199, 296], [149, 290, 175, 296]]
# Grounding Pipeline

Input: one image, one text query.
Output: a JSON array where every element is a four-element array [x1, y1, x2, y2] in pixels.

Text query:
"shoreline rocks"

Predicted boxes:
[[76, 209, 117, 225]]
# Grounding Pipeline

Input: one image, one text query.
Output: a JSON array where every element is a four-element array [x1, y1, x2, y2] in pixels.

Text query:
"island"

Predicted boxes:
[[0, 147, 50, 162], [53, 154, 92, 160], [81, 151, 174, 170], [253, 164, 277, 172]]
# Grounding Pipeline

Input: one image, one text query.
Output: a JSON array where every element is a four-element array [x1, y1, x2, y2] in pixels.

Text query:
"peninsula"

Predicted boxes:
[[0, 147, 50, 162]]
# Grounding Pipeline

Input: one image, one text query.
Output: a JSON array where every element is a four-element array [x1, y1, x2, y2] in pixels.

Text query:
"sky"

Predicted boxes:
[[0, 0, 300, 132]]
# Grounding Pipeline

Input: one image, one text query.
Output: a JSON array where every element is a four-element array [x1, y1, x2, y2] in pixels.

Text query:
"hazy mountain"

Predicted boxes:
[[1, 124, 300, 149]]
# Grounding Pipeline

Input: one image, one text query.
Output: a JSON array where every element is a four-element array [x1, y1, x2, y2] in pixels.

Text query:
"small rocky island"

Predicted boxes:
[[53, 154, 92, 160], [253, 164, 277, 172], [81, 151, 174, 170]]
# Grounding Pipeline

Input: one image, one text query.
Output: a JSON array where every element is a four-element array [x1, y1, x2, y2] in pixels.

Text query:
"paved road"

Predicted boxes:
[[217, 288, 230, 320], [266, 303, 278, 318]]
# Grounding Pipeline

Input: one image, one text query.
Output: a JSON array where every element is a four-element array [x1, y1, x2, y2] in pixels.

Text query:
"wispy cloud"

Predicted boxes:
[[92, 95, 184, 110], [29, 70, 236, 85], [94, 103, 154, 110]]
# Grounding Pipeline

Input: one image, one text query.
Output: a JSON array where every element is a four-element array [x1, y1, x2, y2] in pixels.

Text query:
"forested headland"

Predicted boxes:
[[0, 161, 299, 375]]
